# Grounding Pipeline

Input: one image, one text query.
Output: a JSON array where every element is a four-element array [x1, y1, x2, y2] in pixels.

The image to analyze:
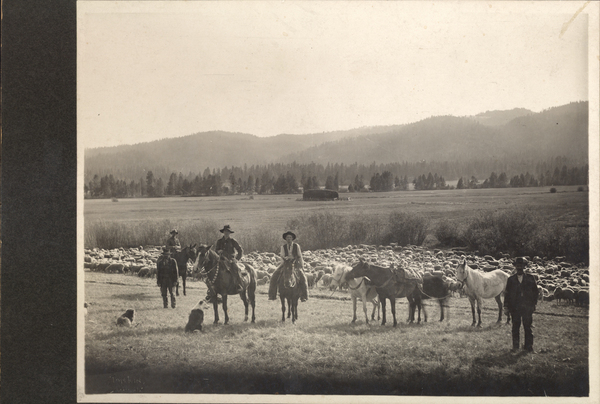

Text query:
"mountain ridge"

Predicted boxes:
[[84, 101, 588, 181]]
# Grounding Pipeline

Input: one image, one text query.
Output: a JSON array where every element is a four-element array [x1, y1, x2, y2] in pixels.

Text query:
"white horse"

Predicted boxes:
[[455, 259, 509, 327], [330, 264, 380, 324]]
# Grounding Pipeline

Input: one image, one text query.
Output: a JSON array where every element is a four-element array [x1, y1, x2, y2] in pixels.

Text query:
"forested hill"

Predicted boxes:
[[469, 108, 533, 126], [283, 102, 588, 165], [84, 101, 588, 182]]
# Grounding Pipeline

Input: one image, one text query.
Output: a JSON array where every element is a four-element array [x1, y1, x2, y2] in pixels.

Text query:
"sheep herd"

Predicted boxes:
[[85, 243, 590, 320]]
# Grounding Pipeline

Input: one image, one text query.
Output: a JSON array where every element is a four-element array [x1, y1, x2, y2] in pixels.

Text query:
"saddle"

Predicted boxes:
[[391, 265, 423, 284]]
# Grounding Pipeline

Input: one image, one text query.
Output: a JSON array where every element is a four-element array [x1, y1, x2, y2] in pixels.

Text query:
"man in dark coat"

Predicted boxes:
[[157, 247, 179, 308], [214, 225, 244, 294], [504, 257, 539, 352]]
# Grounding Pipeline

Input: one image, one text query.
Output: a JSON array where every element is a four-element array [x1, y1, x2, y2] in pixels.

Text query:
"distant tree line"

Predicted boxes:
[[456, 165, 588, 189], [85, 162, 588, 199]]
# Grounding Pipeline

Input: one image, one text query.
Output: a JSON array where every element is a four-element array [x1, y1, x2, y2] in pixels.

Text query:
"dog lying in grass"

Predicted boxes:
[[116, 309, 135, 327]]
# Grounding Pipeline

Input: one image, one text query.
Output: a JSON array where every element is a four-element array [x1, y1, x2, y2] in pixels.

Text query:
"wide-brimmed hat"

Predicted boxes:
[[219, 225, 234, 233], [162, 247, 171, 254], [170, 229, 179, 235], [514, 257, 528, 266], [282, 231, 297, 240]]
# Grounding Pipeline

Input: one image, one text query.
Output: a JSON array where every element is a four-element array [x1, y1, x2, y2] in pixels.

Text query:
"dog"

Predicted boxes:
[[116, 309, 135, 327]]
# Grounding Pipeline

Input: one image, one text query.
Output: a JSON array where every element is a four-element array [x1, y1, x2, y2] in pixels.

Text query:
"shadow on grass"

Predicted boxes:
[[85, 365, 590, 396]]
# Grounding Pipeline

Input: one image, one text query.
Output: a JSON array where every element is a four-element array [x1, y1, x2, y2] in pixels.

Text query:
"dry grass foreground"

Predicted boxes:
[[84, 271, 589, 396]]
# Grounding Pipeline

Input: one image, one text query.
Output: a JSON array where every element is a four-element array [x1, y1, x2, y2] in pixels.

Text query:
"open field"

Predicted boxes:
[[84, 186, 588, 236], [84, 271, 589, 396]]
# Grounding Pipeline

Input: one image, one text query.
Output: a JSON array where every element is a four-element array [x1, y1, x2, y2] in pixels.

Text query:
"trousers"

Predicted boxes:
[[510, 306, 534, 349]]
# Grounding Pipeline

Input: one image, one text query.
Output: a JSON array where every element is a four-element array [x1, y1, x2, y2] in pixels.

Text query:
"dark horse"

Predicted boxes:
[[277, 261, 302, 323], [345, 258, 422, 327], [408, 276, 452, 323], [196, 245, 256, 325], [171, 244, 198, 296]]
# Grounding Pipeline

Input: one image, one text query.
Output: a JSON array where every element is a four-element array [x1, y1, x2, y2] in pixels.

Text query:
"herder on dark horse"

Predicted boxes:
[[166, 229, 181, 254], [209, 225, 245, 297], [268, 231, 309, 302]]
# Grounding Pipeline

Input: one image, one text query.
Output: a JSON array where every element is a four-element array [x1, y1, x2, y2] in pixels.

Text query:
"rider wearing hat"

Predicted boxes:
[[504, 257, 539, 353], [157, 247, 179, 308], [166, 229, 181, 254], [268, 231, 309, 302], [214, 225, 244, 294]]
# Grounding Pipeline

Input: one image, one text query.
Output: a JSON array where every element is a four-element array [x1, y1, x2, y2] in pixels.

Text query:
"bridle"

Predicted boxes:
[[197, 250, 220, 284], [456, 262, 469, 289]]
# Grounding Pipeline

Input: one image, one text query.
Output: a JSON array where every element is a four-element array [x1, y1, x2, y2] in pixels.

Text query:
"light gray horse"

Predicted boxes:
[[455, 259, 509, 327]]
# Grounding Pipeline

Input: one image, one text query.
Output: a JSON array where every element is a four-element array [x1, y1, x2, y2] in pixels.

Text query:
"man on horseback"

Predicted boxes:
[[214, 225, 244, 294], [268, 231, 309, 302], [156, 247, 179, 308], [504, 257, 539, 353], [166, 229, 181, 254]]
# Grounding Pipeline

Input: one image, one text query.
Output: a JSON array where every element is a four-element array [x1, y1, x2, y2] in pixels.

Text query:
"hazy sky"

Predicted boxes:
[[77, 1, 594, 149]]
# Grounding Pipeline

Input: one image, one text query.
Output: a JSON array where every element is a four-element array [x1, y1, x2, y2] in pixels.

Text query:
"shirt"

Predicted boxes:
[[215, 236, 243, 260]]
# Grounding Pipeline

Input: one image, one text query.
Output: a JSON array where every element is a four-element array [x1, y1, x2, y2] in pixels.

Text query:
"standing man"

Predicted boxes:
[[214, 225, 244, 294], [157, 247, 179, 308], [268, 231, 309, 302], [166, 229, 181, 254], [504, 257, 539, 352]]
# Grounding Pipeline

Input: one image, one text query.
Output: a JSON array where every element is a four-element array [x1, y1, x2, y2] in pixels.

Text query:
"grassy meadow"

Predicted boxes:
[[84, 186, 589, 261], [83, 185, 591, 397], [84, 271, 589, 396]]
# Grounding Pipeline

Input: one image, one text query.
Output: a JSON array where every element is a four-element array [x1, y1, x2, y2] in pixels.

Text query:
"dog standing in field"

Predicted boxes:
[[116, 309, 135, 327], [185, 302, 205, 332]]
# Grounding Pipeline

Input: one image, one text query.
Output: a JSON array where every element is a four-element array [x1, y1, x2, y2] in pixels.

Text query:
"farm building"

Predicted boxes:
[[303, 189, 339, 201]]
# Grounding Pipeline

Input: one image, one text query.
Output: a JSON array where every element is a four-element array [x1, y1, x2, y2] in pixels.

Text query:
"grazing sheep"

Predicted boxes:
[[576, 290, 589, 307], [320, 274, 333, 288], [553, 287, 563, 304], [116, 309, 135, 327], [185, 303, 205, 332], [561, 288, 576, 305]]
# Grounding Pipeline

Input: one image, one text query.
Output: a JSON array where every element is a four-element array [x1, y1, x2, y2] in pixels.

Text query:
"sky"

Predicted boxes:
[[77, 1, 596, 149]]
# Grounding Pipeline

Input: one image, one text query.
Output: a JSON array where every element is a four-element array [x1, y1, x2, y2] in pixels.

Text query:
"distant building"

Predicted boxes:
[[302, 189, 339, 201]]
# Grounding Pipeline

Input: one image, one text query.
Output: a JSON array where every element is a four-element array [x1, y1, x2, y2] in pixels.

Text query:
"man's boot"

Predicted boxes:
[[163, 296, 169, 309], [235, 271, 244, 294], [268, 271, 280, 300], [171, 295, 177, 309]]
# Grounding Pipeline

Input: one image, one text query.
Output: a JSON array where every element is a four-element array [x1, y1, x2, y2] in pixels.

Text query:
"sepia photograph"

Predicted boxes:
[[76, 1, 599, 402]]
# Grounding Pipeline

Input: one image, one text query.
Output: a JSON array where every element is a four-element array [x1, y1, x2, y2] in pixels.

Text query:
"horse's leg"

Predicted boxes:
[[495, 294, 503, 324], [438, 299, 444, 322], [391, 298, 397, 327], [292, 298, 298, 324], [381, 298, 387, 326], [182, 274, 186, 296], [469, 297, 476, 326], [476, 297, 483, 328], [351, 296, 358, 324], [213, 299, 220, 324], [223, 294, 229, 325], [240, 291, 249, 322], [176, 278, 180, 297], [362, 297, 369, 324], [280, 295, 286, 322], [249, 285, 256, 324]]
